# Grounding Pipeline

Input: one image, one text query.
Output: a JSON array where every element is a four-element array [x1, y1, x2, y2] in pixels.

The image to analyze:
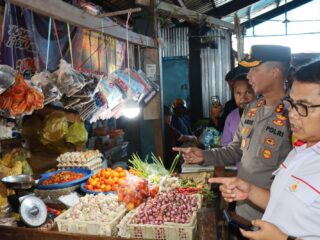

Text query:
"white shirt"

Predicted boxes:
[[263, 143, 320, 239]]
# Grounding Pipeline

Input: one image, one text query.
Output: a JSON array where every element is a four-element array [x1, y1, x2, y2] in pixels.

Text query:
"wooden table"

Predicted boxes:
[[0, 206, 218, 240]]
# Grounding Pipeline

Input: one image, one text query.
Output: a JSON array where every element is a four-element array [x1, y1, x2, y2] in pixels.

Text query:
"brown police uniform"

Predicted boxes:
[[202, 98, 292, 220]]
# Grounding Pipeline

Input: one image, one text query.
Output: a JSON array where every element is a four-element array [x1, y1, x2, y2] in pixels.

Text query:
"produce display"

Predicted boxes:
[[84, 167, 126, 192], [130, 191, 199, 225], [57, 150, 103, 172], [42, 171, 85, 185], [63, 194, 125, 222]]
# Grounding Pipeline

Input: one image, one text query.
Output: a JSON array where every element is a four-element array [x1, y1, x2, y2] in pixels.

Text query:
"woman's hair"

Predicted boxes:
[[294, 60, 320, 84]]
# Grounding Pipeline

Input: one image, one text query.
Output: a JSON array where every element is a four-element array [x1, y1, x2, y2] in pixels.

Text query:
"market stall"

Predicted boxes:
[[0, 149, 222, 240]]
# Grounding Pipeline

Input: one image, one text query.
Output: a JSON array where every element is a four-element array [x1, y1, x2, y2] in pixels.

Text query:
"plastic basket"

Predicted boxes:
[[128, 214, 197, 240], [55, 206, 126, 236], [127, 194, 202, 240]]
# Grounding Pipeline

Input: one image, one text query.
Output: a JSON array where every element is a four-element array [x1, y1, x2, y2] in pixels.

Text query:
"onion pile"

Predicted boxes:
[[130, 191, 198, 225]]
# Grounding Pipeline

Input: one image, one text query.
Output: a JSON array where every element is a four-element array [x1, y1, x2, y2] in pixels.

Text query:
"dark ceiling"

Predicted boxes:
[[89, 0, 314, 29]]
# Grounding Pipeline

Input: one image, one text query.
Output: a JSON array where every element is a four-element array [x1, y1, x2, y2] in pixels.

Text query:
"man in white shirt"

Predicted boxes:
[[210, 60, 320, 240]]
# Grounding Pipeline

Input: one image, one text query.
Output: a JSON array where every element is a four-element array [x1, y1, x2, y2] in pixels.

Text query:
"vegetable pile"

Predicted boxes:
[[130, 191, 199, 225]]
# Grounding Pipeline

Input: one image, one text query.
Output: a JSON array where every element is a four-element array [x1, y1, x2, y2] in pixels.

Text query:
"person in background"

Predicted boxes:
[[163, 105, 197, 170], [210, 60, 320, 240], [213, 66, 249, 132], [173, 45, 293, 221], [221, 74, 256, 145], [171, 98, 192, 135]]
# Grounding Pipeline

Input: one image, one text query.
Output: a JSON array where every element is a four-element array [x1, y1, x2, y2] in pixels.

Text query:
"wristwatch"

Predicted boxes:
[[287, 236, 296, 240]]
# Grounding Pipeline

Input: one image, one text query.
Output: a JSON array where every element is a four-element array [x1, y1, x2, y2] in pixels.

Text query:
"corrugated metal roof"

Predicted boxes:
[[88, 0, 307, 27]]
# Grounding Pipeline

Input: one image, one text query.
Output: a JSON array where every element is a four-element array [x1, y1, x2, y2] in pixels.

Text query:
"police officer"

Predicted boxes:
[[210, 60, 320, 240], [173, 45, 293, 220]]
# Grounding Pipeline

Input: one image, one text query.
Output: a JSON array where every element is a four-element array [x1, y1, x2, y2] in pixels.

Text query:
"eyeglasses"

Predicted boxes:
[[283, 98, 320, 117]]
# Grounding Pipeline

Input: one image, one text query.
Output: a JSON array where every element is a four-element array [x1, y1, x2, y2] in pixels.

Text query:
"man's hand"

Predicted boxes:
[[240, 220, 288, 240], [208, 177, 251, 202], [172, 147, 204, 164]]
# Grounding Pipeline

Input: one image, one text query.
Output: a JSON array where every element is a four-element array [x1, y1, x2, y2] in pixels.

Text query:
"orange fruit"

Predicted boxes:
[[119, 172, 126, 178], [111, 184, 118, 191], [115, 167, 123, 173], [126, 202, 135, 210], [104, 185, 112, 192]]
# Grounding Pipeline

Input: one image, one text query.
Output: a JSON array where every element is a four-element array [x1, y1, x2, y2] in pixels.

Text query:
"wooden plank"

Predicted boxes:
[[0, 207, 219, 239], [98, 8, 141, 18], [8, 0, 155, 47], [157, 1, 234, 31]]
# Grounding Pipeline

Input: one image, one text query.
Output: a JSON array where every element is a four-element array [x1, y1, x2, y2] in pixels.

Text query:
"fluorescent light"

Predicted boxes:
[[122, 98, 140, 118]]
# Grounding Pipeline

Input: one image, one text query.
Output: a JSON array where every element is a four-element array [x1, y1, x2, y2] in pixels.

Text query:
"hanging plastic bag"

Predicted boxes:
[[41, 111, 68, 145], [65, 121, 88, 145], [55, 59, 85, 97]]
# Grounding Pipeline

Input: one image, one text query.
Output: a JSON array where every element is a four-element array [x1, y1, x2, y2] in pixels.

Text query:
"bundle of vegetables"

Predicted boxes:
[[128, 153, 180, 185], [130, 190, 199, 225], [178, 177, 215, 202], [0, 73, 44, 116], [117, 173, 159, 210], [84, 167, 126, 192]]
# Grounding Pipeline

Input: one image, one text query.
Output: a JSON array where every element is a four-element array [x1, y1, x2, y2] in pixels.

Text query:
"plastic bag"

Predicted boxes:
[[117, 173, 149, 210], [41, 111, 68, 145], [65, 121, 88, 145], [31, 71, 61, 104], [55, 59, 85, 97]]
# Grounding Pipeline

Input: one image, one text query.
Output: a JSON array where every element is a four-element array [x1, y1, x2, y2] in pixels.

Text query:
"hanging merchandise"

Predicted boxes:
[[0, 65, 16, 95], [41, 111, 68, 145], [65, 121, 88, 146], [31, 71, 62, 105], [132, 69, 159, 105], [0, 73, 44, 116], [55, 59, 85, 97], [89, 77, 124, 122]]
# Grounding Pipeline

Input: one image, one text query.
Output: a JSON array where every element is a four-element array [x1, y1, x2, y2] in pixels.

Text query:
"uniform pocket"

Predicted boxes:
[[256, 135, 282, 167]]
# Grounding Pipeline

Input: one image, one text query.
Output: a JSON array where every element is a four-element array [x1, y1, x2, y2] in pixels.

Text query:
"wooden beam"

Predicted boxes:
[[157, 1, 234, 31], [8, 0, 155, 47], [98, 8, 142, 18], [177, 0, 186, 8]]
